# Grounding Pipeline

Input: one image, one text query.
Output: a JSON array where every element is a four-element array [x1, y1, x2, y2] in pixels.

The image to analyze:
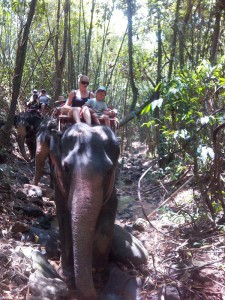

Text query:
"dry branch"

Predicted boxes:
[[147, 175, 194, 219]]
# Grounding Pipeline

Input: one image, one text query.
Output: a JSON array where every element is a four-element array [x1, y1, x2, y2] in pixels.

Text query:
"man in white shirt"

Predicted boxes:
[[38, 89, 51, 113]]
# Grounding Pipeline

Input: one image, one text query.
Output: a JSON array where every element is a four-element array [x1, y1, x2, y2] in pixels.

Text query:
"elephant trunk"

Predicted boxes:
[[17, 126, 30, 161], [71, 174, 103, 300]]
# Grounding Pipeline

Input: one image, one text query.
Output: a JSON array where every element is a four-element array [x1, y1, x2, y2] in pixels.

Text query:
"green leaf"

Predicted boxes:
[[219, 78, 225, 85], [141, 120, 156, 127], [154, 82, 161, 92], [141, 103, 151, 114]]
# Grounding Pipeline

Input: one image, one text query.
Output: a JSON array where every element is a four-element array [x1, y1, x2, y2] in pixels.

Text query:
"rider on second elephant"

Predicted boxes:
[[26, 94, 40, 111]]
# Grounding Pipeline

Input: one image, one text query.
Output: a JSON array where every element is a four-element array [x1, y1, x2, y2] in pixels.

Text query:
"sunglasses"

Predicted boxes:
[[81, 81, 89, 85]]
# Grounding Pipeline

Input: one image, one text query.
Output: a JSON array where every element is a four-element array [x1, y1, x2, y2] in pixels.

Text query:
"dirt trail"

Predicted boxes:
[[1, 142, 224, 299]]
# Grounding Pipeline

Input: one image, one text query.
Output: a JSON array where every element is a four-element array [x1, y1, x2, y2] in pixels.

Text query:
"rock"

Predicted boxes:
[[14, 204, 44, 217], [0, 153, 7, 163], [0, 252, 10, 265], [24, 184, 43, 198], [22, 226, 60, 259], [31, 250, 60, 277], [99, 266, 143, 300], [165, 285, 181, 299], [17, 175, 30, 184], [120, 212, 132, 219], [30, 197, 44, 208], [12, 232, 23, 240], [133, 218, 149, 232], [124, 178, 133, 185], [10, 221, 30, 233], [28, 250, 69, 300], [33, 215, 52, 230], [111, 224, 148, 267], [124, 224, 133, 233], [130, 173, 141, 181], [0, 182, 11, 191], [16, 190, 27, 200]]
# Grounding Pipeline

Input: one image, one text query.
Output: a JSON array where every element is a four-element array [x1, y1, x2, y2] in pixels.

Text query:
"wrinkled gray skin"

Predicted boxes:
[[34, 121, 120, 300]]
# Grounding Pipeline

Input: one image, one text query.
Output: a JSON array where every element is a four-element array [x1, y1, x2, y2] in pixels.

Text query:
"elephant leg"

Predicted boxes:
[[48, 156, 54, 188], [54, 181, 74, 281], [33, 140, 49, 185], [17, 126, 30, 161], [93, 187, 118, 272], [26, 137, 36, 160]]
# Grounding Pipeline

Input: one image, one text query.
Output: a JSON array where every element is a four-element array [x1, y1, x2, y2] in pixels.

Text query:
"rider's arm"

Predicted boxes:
[[65, 90, 76, 106], [89, 91, 95, 99]]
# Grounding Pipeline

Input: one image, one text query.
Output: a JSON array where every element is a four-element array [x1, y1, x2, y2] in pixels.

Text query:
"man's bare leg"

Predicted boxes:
[[82, 106, 92, 126], [72, 107, 81, 123], [103, 115, 110, 127], [92, 113, 100, 125]]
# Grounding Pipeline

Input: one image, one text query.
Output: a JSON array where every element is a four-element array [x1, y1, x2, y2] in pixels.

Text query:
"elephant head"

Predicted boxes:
[[34, 122, 120, 300]]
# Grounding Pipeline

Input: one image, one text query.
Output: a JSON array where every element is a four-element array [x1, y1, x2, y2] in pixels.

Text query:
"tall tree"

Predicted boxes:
[[168, 0, 181, 80], [67, 6, 76, 91], [0, 0, 37, 147], [178, 0, 193, 69], [210, 0, 222, 64], [82, 0, 96, 75], [93, 2, 115, 88], [53, 0, 70, 101], [127, 0, 139, 111]]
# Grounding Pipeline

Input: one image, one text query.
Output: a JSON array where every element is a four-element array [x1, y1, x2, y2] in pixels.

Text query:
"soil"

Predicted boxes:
[[0, 138, 225, 300]]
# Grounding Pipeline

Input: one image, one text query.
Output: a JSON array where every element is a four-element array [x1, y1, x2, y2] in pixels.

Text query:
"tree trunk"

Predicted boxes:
[[179, 0, 193, 69], [0, 0, 37, 147], [106, 28, 127, 89], [168, 0, 181, 80], [82, 0, 95, 75], [127, 0, 138, 112], [54, 0, 69, 102], [93, 3, 115, 88], [210, 1, 222, 65]]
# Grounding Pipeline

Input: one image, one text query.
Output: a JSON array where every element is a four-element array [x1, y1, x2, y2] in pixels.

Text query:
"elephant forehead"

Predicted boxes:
[[62, 145, 113, 171], [62, 126, 113, 153], [61, 124, 119, 168], [65, 125, 109, 142]]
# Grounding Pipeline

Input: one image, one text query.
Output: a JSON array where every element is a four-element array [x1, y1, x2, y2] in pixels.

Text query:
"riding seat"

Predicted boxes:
[[57, 113, 118, 133]]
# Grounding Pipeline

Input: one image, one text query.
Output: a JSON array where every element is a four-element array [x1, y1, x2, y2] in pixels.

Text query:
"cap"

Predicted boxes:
[[41, 89, 46, 92], [33, 89, 38, 93], [58, 96, 65, 101], [96, 86, 106, 94]]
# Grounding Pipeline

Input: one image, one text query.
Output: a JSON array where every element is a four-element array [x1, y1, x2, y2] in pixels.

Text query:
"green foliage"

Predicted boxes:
[[141, 98, 163, 115], [142, 59, 225, 171]]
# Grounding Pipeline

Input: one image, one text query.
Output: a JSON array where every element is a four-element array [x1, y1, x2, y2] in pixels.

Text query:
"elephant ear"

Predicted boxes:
[[36, 117, 58, 145], [103, 127, 120, 165], [49, 130, 68, 199]]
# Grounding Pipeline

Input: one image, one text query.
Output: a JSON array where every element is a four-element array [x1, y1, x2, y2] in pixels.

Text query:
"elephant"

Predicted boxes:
[[14, 111, 43, 161], [34, 120, 120, 300]]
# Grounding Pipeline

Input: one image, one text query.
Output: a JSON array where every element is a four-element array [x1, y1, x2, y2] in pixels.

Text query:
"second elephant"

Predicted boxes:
[[14, 111, 43, 161]]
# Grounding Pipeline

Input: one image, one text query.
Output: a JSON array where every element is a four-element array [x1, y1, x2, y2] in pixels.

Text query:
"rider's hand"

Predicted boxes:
[[109, 110, 116, 118]]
